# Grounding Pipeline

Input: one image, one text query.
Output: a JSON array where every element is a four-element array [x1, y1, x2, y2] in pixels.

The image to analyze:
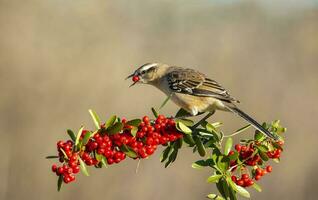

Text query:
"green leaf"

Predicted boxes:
[[107, 122, 124, 135], [175, 138, 183, 149], [272, 142, 283, 150], [183, 134, 195, 146], [220, 178, 230, 199], [151, 107, 159, 118], [126, 119, 142, 127], [101, 156, 108, 167], [207, 194, 225, 200], [259, 151, 269, 161], [82, 131, 92, 146], [131, 127, 138, 137], [105, 115, 117, 129], [175, 108, 191, 118], [120, 144, 138, 158], [252, 182, 262, 192], [159, 94, 172, 109], [191, 162, 204, 169], [75, 126, 84, 146], [228, 152, 239, 161], [216, 179, 228, 199], [88, 109, 101, 129], [176, 121, 192, 134], [228, 178, 250, 198], [254, 131, 265, 141], [165, 149, 178, 168], [224, 137, 233, 155], [95, 151, 104, 162], [160, 145, 172, 162], [207, 174, 223, 183], [204, 122, 221, 141], [45, 156, 59, 159], [211, 122, 223, 128], [229, 184, 238, 200], [273, 158, 280, 163], [217, 157, 229, 172], [79, 157, 89, 176], [232, 124, 251, 135], [175, 118, 194, 127], [57, 175, 63, 192], [67, 129, 76, 142], [257, 145, 269, 152], [194, 137, 206, 157]]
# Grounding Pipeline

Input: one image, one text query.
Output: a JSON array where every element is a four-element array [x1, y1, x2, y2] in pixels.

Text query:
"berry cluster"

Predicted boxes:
[[52, 140, 80, 183], [50, 115, 183, 184], [229, 140, 284, 188]]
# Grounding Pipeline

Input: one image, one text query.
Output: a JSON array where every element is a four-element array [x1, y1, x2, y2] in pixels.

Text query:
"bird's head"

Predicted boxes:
[[126, 63, 161, 87]]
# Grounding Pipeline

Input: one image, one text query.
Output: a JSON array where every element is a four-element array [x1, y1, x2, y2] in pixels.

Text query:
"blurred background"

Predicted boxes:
[[1, 0, 318, 199]]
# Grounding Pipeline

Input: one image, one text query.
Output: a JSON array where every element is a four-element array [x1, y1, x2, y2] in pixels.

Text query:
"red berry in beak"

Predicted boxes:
[[132, 75, 140, 82]]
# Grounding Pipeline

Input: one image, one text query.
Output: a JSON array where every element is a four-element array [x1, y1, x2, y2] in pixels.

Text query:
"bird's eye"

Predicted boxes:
[[141, 71, 146, 75]]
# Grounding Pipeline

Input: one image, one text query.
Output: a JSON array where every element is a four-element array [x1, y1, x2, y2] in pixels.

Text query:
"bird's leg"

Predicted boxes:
[[174, 109, 205, 119], [192, 110, 216, 129]]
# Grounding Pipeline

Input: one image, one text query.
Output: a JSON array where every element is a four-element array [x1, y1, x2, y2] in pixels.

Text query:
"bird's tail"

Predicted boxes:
[[226, 106, 279, 140]]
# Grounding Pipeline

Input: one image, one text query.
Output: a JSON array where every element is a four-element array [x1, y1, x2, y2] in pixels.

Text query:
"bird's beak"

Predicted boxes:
[[125, 73, 134, 80], [126, 72, 140, 87], [129, 81, 138, 87]]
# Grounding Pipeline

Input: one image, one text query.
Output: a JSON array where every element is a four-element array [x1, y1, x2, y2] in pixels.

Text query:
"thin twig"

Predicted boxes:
[[135, 159, 141, 174], [192, 111, 215, 129]]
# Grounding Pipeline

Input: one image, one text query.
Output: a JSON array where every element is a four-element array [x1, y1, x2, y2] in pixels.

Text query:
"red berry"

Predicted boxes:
[[107, 158, 114, 165], [72, 165, 80, 174], [51, 164, 57, 172], [132, 75, 140, 82], [70, 154, 78, 161], [97, 148, 105, 155], [242, 174, 249, 180], [63, 176, 71, 183], [121, 118, 127, 123], [104, 150, 113, 158], [86, 159, 94, 166], [154, 124, 161, 130], [244, 179, 254, 187], [120, 152, 126, 160], [237, 180, 244, 186], [157, 115, 165, 120], [266, 165, 273, 173], [62, 165, 69, 171], [142, 126, 148, 132], [114, 152, 122, 159], [143, 116, 150, 123], [277, 140, 284, 146], [241, 146, 247, 152], [146, 146, 155, 155], [57, 167, 64, 175], [231, 176, 237, 182], [67, 168, 73, 174], [235, 144, 242, 152], [255, 175, 261, 181], [57, 141, 64, 148], [81, 152, 90, 161], [255, 168, 262, 175], [146, 137, 154, 145]]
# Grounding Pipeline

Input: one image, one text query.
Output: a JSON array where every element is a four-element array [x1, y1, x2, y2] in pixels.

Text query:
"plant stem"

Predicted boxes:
[[192, 111, 215, 129]]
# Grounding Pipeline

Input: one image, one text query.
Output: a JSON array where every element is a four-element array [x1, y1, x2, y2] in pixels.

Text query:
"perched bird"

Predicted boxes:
[[126, 63, 278, 140]]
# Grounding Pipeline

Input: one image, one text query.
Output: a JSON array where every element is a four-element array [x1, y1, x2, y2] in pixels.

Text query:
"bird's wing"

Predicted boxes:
[[166, 67, 239, 103]]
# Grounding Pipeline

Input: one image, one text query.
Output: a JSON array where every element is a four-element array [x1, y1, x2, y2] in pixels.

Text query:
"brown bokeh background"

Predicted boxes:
[[1, 0, 318, 199]]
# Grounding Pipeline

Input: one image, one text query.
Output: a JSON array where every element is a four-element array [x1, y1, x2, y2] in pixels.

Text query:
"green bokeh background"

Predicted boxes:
[[1, 0, 318, 199]]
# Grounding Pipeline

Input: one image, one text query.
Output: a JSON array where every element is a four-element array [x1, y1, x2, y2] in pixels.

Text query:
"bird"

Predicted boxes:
[[126, 62, 278, 140]]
